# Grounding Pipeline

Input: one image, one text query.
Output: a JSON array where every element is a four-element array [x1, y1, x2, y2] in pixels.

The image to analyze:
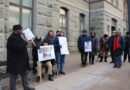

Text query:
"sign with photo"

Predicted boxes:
[[38, 45, 55, 62], [85, 41, 92, 52], [59, 37, 69, 55], [23, 28, 35, 40]]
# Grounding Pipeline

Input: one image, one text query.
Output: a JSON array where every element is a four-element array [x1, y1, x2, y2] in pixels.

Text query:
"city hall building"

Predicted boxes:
[[0, 0, 127, 61]]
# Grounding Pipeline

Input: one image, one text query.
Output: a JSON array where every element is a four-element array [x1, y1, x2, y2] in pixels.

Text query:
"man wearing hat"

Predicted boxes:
[[77, 30, 91, 67], [112, 31, 124, 68], [107, 30, 116, 63], [6, 25, 35, 90]]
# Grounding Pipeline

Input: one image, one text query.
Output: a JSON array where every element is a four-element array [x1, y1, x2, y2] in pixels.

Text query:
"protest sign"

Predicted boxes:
[[38, 45, 55, 62], [59, 37, 69, 55], [23, 28, 35, 40], [85, 41, 92, 52]]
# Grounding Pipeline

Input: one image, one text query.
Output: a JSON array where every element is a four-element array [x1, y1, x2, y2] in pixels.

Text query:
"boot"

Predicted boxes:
[[36, 76, 40, 82], [25, 87, 35, 90], [48, 75, 54, 81], [99, 56, 103, 62], [104, 56, 107, 62]]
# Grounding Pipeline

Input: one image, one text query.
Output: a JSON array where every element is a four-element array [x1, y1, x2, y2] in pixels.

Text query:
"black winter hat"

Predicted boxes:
[[13, 24, 22, 31]]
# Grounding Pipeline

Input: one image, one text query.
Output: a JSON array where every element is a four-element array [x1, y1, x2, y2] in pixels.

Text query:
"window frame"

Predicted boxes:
[[9, 0, 34, 30], [79, 14, 85, 33], [60, 7, 68, 37]]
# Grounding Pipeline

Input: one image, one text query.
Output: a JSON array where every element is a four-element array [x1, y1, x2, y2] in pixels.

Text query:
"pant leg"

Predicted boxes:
[[114, 56, 117, 66], [46, 61, 53, 75], [37, 61, 42, 77], [89, 54, 92, 64], [60, 55, 65, 71], [9, 74, 18, 90], [84, 53, 88, 64], [117, 56, 122, 67], [128, 50, 130, 62], [124, 51, 127, 62], [92, 55, 95, 64], [20, 72, 30, 90], [56, 52, 61, 72], [81, 52, 84, 65]]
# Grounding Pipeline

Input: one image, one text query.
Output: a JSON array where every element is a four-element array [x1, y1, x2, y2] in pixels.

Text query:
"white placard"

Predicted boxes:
[[59, 37, 69, 55], [23, 28, 35, 40], [38, 45, 55, 62], [85, 41, 92, 52]]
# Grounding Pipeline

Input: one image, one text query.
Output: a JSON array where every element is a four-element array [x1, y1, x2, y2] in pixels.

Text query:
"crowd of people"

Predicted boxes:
[[6, 24, 130, 90], [78, 30, 130, 69]]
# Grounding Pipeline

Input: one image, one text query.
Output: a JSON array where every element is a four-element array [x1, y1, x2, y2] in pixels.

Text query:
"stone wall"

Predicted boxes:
[[51, 0, 89, 52]]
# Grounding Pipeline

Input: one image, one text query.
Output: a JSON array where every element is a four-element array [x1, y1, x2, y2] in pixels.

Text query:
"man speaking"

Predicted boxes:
[[6, 25, 35, 90]]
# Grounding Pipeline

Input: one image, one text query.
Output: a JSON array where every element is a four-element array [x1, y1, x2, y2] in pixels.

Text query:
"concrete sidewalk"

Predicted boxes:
[[34, 54, 130, 90]]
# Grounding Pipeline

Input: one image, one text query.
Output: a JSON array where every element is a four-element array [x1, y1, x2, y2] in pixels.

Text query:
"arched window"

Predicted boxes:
[[60, 7, 68, 36], [9, 0, 34, 29]]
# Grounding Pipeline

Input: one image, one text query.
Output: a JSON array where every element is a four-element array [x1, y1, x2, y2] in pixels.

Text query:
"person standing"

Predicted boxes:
[[77, 30, 91, 67], [107, 31, 116, 63], [99, 34, 109, 62], [124, 32, 130, 63], [112, 31, 124, 68], [53, 31, 66, 75], [44, 30, 55, 45], [32, 35, 42, 75], [6, 25, 35, 90], [89, 32, 98, 65]]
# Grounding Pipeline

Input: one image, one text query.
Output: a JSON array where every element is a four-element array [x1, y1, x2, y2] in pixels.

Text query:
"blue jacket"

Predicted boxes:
[[107, 35, 115, 51], [77, 35, 91, 52], [53, 36, 61, 53]]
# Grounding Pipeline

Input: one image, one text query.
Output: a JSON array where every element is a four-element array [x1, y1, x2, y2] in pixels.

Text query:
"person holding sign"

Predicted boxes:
[[53, 31, 66, 75], [36, 40, 54, 82], [77, 30, 91, 67], [32, 35, 42, 75], [6, 25, 35, 90], [89, 32, 98, 65]]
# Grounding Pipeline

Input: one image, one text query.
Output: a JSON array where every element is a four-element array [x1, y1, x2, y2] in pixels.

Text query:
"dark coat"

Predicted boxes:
[[53, 36, 61, 53], [32, 39, 42, 62], [107, 35, 115, 51], [89, 37, 98, 56], [77, 35, 91, 53], [124, 36, 130, 52], [44, 35, 55, 45], [112, 36, 124, 56], [6, 33, 29, 74]]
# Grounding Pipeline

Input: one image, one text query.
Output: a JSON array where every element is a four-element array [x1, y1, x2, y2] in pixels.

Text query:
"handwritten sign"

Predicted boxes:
[[23, 28, 35, 40], [59, 37, 69, 55]]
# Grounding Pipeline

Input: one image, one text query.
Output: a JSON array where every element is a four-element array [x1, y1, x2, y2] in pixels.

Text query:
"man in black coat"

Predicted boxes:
[[6, 25, 35, 90]]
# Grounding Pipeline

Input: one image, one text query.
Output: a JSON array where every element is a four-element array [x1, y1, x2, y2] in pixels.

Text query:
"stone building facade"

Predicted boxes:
[[89, 0, 127, 38], [0, 0, 127, 61]]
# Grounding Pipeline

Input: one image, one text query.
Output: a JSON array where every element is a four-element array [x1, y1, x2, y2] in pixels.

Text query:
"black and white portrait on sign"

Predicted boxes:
[[85, 41, 92, 52], [38, 45, 55, 61]]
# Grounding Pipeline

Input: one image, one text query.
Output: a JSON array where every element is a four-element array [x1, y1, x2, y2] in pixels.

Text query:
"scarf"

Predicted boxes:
[[49, 33, 55, 38], [113, 36, 120, 51]]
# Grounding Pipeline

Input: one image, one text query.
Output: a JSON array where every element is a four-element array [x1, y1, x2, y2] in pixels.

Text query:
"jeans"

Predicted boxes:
[[9, 72, 30, 90], [114, 56, 122, 67], [55, 52, 65, 72]]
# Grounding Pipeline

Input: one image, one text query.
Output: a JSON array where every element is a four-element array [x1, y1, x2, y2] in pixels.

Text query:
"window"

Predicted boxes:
[[60, 8, 68, 36], [9, 0, 33, 29], [107, 0, 114, 3], [115, 0, 119, 7], [80, 14, 85, 33]]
